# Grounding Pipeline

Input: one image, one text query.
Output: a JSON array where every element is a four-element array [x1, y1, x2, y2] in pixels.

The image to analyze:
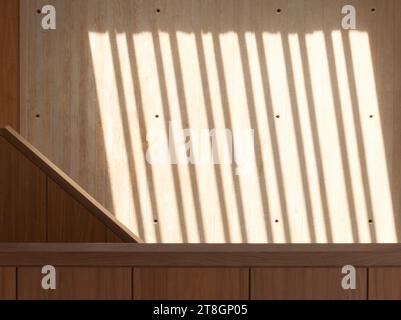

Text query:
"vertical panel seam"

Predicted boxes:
[[248, 267, 251, 300], [46, 177, 48, 242], [15, 267, 18, 300], [131, 267, 134, 300]]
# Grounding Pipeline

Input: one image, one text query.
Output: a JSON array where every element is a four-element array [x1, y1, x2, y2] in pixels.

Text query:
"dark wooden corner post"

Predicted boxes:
[[0, 0, 19, 130]]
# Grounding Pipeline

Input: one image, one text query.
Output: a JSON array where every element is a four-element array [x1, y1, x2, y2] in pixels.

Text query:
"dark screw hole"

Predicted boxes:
[[37, 9, 41, 14], [276, 115, 280, 119], [153, 219, 158, 223], [274, 219, 279, 223], [35, 114, 40, 118], [371, 8, 376, 12], [369, 115, 374, 118], [276, 8, 282, 14], [156, 8, 161, 13], [368, 219, 373, 224], [155, 114, 159, 118]]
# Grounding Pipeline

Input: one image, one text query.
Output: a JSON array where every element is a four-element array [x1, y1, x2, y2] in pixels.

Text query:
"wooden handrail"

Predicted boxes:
[[0, 243, 401, 266], [0, 126, 143, 243]]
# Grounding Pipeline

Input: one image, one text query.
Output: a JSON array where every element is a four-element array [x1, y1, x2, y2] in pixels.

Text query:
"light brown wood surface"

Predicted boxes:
[[251, 267, 367, 300], [0, 0, 19, 130], [368, 268, 401, 300], [133, 267, 249, 300], [0, 137, 47, 241], [0, 267, 16, 300], [17, 267, 132, 300], [20, 0, 401, 243]]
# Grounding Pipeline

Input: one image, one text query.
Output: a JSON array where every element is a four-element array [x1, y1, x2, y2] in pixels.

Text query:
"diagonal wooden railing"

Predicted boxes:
[[0, 126, 143, 243]]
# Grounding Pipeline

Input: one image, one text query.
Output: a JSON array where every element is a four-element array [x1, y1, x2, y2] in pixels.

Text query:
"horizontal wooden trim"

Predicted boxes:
[[0, 126, 143, 243], [1, 244, 401, 267]]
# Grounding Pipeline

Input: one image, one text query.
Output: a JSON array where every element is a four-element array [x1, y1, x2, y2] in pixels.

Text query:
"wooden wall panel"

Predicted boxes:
[[47, 178, 108, 242], [368, 268, 401, 300], [0, 0, 18, 130], [106, 229, 124, 242], [18, 267, 132, 300], [0, 127, 139, 243], [0, 137, 46, 241], [20, 0, 401, 243], [0, 267, 16, 300], [393, 0, 401, 242], [251, 267, 367, 300], [133, 268, 249, 300]]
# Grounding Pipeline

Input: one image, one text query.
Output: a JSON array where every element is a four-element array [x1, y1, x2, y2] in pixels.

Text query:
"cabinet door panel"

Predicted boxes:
[[251, 268, 367, 300], [134, 267, 249, 300], [369, 268, 401, 300], [0, 267, 16, 300], [18, 267, 132, 300]]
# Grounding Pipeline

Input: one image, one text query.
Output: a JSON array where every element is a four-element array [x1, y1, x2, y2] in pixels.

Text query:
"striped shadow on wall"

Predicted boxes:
[[20, 0, 401, 243]]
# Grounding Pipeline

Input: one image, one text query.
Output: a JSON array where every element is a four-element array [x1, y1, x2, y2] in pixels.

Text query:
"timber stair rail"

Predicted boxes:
[[0, 126, 143, 243]]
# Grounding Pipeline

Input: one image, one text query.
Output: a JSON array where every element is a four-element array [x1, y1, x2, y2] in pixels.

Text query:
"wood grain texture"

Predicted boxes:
[[392, 0, 401, 243], [0, 127, 142, 242], [251, 267, 367, 300], [20, 0, 401, 243], [368, 268, 401, 300], [133, 267, 249, 300], [47, 177, 108, 242], [0, 0, 18, 130], [106, 229, 124, 242], [0, 267, 16, 300], [0, 137, 47, 242], [3, 244, 401, 267], [18, 267, 132, 300]]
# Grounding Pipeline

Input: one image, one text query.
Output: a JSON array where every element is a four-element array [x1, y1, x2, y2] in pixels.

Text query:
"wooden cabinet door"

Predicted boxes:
[[369, 268, 401, 300], [18, 267, 132, 300], [134, 268, 249, 300], [0, 267, 16, 300], [251, 268, 367, 300]]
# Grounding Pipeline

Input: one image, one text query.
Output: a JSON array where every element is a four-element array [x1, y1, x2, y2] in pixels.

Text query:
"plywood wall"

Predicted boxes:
[[0, 0, 19, 130], [20, 0, 401, 243]]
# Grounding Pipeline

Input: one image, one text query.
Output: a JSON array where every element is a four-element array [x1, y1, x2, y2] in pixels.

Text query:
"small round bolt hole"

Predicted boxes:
[[155, 114, 160, 118], [274, 219, 279, 223], [275, 115, 280, 119], [369, 115, 374, 118], [153, 219, 158, 224], [156, 8, 161, 14], [371, 8, 376, 13], [35, 114, 41, 119], [368, 219, 373, 224], [37, 9, 41, 14], [276, 8, 282, 14]]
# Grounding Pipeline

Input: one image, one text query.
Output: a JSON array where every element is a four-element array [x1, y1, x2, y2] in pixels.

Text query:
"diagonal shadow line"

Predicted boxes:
[[236, 32, 273, 242], [108, 32, 146, 241], [168, 31, 207, 242], [298, 34, 334, 242], [125, 34, 162, 242], [254, 32, 291, 242], [342, 31, 377, 242], [324, 31, 360, 243], [281, 34, 317, 243], [151, 29, 190, 242], [193, 30, 232, 242], [211, 32, 249, 242]]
